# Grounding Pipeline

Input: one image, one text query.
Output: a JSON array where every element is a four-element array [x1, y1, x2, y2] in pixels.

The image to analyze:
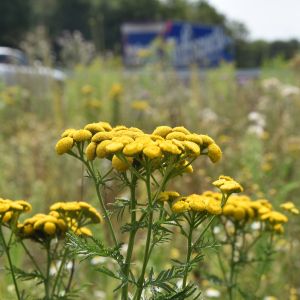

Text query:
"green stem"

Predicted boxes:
[[70, 149, 118, 247], [121, 174, 138, 300], [44, 241, 52, 300], [134, 168, 154, 300], [51, 249, 68, 298], [182, 212, 195, 288], [228, 227, 237, 300], [85, 160, 118, 247], [0, 228, 21, 300], [20, 240, 45, 279]]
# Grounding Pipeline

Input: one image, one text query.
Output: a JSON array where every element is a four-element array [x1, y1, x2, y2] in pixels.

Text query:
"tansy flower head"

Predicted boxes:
[[55, 137, 74, 155], [213, 176, 243, 194], [158, 191, 180, 202], [73, 129, 92, 142]]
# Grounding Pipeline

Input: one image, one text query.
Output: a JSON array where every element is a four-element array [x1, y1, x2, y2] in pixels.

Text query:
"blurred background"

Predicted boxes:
[[0, 0, 300, 299]]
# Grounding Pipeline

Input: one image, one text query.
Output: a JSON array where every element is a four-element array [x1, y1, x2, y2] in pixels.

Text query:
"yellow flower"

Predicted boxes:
[[273, 223, 284, 234], [44, 222, 56, 235], [186, 134, 203, 145], [92, 131, 113, 142], [76, 227, 93, 237], [213, 176, 243, 194], [123, 142, 144, 156], [96, 140, 113, 158], [159, 141, 181, 155], [105, 142, 124, 154], [166, 132, 187, 141], [61, 128, 77, 138], [131, 100, 150, 111], [172, 126, 191, 135], [207, 143, 222, 163], [55, 137, 74, 155], [85, 142, 97, 160], [280, 202, 299, 215], [158, 191, 180, 202], [200, 135, 215, 146], [73, 129, 92, 142], [172, 200, 190, 213], [84, 123, 105, 133], [112, 155, 133, 172], [109, 83, 123, 98], [183, 141, 200, 156], [143, 145, 162, 159], [152, 126, 173, 137], [81, 84, 94, 95]]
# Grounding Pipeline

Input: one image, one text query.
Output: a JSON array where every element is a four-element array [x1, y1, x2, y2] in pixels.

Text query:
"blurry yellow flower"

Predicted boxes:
[[131, 100, 150, 111], [158, 191, 180, 202], [81, 84, 94, 95], [280, 202, 299, 215], [172, 199, 190, 213], [86, 98, 102, 109], [109, 83, 123, 98]]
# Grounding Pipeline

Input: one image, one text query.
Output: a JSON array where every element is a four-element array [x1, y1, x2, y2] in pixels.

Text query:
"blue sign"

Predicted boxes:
[[121, 21, 233, 68]]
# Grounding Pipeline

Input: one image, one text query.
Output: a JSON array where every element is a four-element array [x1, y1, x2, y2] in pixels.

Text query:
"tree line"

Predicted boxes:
[[0, 0, 299, 68]]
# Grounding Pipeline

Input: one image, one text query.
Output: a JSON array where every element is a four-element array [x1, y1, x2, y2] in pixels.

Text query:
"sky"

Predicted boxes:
[[208, 0, 300, 41]]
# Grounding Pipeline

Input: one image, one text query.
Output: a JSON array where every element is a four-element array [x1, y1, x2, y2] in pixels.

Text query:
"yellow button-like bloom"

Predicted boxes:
[[172, 126, 191, 135], [112, 155, 133, 172], [92, 131, 113, 142], [159, 141, 181, 155], [84, 123, 105, 133], [166, 132, 187, 141], [61, 128, 77, 138], [105, 142, 124, 154], [183, 141, 201, 156], [172, 200, 190, 213], [143, 145, 162, 159], [152, 126, 173, 137], [44, 222, 56, 235], [96, 140, 112, 158], [73, 129, 92, 142], [123, 142, 144, 156], [213, 175, 243, 194], [55, 137, 74, 155], [85, 142, 97, 160], [158, 191, 180, 202], [207, 143, 222, 163]]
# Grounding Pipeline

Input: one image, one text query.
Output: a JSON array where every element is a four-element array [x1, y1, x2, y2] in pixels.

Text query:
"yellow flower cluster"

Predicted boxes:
[[206, 192, 292, 234], [50, 201, 102, 224], [213, 175, 244, 194], [17, 201, 101, 242], [18, 213, 67, 240], [280, 202, 299, 215], [56, 122, 222, 172], [0, 198, 31, 225], [171, 193, 222, 215]]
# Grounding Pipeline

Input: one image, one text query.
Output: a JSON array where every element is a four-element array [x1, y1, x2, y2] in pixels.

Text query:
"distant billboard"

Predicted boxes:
[[121, 21, 233, 68]]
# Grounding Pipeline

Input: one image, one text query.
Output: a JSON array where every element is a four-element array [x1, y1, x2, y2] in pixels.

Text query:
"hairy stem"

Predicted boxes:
[[182, 212, 195, 288], [121, 174, 138, 300]]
